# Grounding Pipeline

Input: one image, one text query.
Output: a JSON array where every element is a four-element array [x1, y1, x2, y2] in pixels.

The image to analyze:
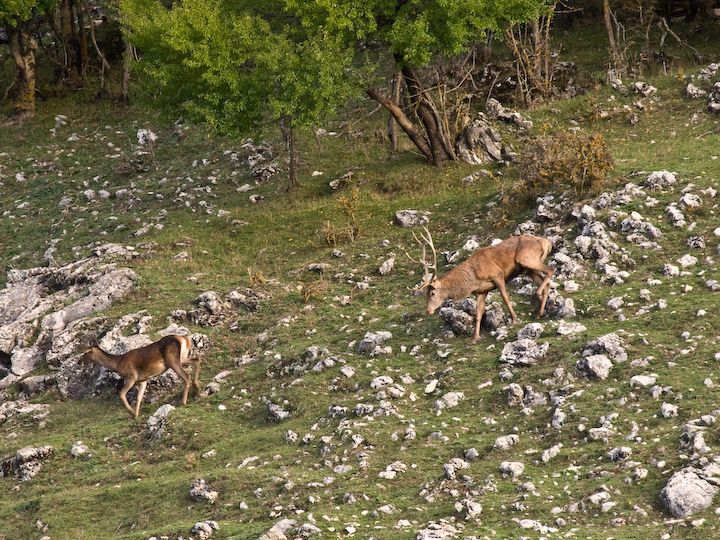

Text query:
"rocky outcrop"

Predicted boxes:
[[0, 248, 138, 388], [0, 446, 54, 481]]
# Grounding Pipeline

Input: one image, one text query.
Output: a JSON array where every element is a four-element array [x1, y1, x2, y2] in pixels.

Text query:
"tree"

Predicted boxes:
[[121, 0, 356, 190], [287, 0, 555, 166], [1, 0, 55, 120]]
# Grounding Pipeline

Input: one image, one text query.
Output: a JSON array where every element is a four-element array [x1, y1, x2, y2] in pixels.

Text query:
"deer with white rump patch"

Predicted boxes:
[[408, 228, 554, 342], [79, 334, 201, 418]]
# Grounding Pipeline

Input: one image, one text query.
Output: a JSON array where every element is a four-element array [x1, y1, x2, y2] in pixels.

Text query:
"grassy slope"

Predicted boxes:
[[1, 23, 720, 540]]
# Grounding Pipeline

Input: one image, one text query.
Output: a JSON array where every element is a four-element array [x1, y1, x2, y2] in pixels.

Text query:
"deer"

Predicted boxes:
[[79, 334, 202, 418], [408, 228, 554, 342]]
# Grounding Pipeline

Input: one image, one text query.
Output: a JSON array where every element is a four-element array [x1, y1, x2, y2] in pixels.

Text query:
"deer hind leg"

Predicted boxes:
[[528, 271, 551, 318], [119, 377, 138, 418], [492, 274, 518, 324], [167, 339, 193, 405], [517, 256, 555, 300], [473, 293, 487, 344], [134, 380, 148, 417]]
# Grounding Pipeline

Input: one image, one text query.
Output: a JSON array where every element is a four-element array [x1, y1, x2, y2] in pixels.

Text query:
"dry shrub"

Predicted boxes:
[[518, 130, 613, 199], [302, 279, 327, 303], [322, 188, 363, 246]]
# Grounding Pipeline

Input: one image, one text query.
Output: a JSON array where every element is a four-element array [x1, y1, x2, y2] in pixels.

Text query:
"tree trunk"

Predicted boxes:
[[366, 88, 433, 161], [279, 116, 298, 191], [122, 36, 134, 103], [400, 66, 454, 166], [387, 72, 402, 152], [58, 0, 84, 83], [7, 23, 38, 121], [603, 0, 625, 74]]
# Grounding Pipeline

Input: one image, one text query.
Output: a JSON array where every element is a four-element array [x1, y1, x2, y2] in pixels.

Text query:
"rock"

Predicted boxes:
[[583, 333, 627, 363], [500, 461, 525, 479], [415, 520, 461, 539], [379, 257, 395, 276], [499, 339, 549, 366], [267, 401, 291, 421], [607, 446, 632, 461], [0, 255, 138, 385], [455, 113, 504, 164], [433, 391, 465, 413], [493, 434, 519, 451], [19, 374, 56, 396], [680, 193, 702, 209], [357, 331, 392, 355], [486, 98, 533, 129], [644, 170, 677, 190], [677, 254, 698, 267], [630, 375, 657, 387], [0, 446, 53, 481], [661, 403, 679, 418], [443, 457, 470, 479], [147, 404, 175, 439], [191, 520, 219, 540], [708, 82, 720, 113], [687, 83, 706, 99], [0, 400, 50, 424], [633, 81, 657, 96], [70, 441, 89, 458], [438, 307, 474, 335], [257, 519, 297, 540], [189, 478, 218, 504], [455, 498, 483, 519], [557, 321, 586, 336], [394, 210, 430, 228], [544, 292, 576, 319], [505, 383, 524, 406], [577, 354, 613, 380], [517, 322, 544, 340], [661, 466, 720, 518], [541, 443, 563, 463]]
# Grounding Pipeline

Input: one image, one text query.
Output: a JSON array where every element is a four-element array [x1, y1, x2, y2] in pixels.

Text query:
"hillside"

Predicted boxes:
[[2, 31, 720, 540]]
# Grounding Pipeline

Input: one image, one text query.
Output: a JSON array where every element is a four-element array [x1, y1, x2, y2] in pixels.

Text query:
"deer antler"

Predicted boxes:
[[404, 226, 438, 291]]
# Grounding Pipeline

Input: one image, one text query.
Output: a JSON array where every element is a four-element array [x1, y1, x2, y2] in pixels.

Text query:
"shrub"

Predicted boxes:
[[518, 130, 613, 199]]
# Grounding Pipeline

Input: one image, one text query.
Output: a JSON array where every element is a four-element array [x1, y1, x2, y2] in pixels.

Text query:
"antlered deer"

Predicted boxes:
[[79, 335, 201, 418], [409, 229, 554, 342]]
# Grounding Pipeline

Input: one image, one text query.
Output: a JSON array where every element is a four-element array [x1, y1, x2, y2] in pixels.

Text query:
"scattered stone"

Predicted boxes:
[[499, 339, 549, 366], [433, 391, 465, 413], [267, 401, 291, 421], [394, 210, 430, 228], [494, 434, 520, 451], [379, 258, 395, 276], [258, 518, 297, 540], [70, 441, 89, 458], [147, 404, 175, 439], [500, 461, 525, 479], [191, 520, 219, 540], [583, 333, 627, 363], [577, 354, 613, 380], [541, 443, 563, 463], [557, 321, 587, 336], [608, 446, 632, 462], [357, 331, 392, 355], [0, 446, 53, 481], [189, 478, 218, 504]]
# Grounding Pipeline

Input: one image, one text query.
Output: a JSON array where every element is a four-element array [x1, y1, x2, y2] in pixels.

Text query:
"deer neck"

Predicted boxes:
[[438, 264, 476, 298], [91, 349, 125, 373]]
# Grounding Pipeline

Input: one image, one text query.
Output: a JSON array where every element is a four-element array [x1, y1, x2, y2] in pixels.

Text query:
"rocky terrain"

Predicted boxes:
[[1, 50, 720, 540]]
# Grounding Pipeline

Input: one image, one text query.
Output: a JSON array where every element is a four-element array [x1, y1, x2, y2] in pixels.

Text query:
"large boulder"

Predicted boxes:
[[661, 466, 720, 518], [455, 113, 504, 164]]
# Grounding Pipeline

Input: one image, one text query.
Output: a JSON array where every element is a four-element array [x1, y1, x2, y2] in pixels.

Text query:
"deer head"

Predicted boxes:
[[405, 227, 444, 313], [78, 346, 102, 365]]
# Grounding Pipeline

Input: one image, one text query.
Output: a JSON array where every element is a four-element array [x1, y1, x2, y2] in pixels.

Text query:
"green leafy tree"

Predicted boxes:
[[1, 0, 56, 119], [121, 0, 357, 189], [287, 0, 555, 165]]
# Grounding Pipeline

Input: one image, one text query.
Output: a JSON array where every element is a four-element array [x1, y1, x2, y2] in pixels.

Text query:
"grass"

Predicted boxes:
[[1, 21, 720, 540]]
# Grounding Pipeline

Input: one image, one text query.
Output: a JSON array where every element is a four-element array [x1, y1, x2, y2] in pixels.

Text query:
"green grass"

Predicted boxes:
[[1, 22, 720, 540]]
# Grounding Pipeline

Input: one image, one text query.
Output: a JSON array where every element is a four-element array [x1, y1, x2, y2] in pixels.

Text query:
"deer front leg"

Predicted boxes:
[[134, 380, 148, 417], [119, 378, 138, 418], [492, 274, 518, 325], [473, 293, 487, 343], [190, 357, 202, 392]]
